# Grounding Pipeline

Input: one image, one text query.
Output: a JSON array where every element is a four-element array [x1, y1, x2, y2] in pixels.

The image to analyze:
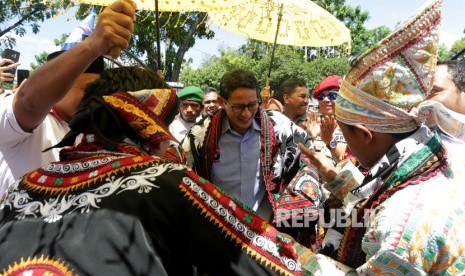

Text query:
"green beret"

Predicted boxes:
[[177, 86, 204, 103]]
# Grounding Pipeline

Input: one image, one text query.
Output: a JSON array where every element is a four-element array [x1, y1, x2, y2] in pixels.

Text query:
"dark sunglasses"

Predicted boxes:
[[316, 91, 338, 101]]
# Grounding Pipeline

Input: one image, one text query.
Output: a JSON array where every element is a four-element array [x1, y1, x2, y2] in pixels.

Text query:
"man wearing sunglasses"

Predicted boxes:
[[305, 75, 346, 163], [181, 68, 322, 245]]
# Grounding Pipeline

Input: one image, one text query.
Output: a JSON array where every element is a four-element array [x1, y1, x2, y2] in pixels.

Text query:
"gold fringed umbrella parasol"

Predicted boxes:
[[48, 0, 246, 69], [208, 0, 351, 78]]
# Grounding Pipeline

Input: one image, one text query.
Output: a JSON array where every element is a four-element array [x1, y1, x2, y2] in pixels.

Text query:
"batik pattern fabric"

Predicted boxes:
[[313, 126, 465, 274], [0, 133, 310, 275], [322, 159, 364, 202], [336, 0, 442, 133], [181, 109, 322, 226], [416, 100, 465, 142]]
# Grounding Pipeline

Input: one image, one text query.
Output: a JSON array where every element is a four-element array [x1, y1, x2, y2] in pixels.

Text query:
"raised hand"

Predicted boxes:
[[260, 85, 271, 108], [85, 0, 137, 58], [320, 115, 337, 145], [303, 110, 320, 139], [298, 143, 337, 183]]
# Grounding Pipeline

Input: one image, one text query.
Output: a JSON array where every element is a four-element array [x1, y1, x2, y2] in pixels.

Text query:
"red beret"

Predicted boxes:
[[313, 75, 342, 99]]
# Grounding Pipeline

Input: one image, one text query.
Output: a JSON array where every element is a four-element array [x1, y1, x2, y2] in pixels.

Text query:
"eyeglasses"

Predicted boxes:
[[224, 100, 259, 113], [316, 91, 338, 101]]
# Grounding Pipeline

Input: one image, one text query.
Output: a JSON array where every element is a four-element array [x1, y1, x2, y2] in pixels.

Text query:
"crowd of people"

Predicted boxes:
[[0, 0, 464, 275]]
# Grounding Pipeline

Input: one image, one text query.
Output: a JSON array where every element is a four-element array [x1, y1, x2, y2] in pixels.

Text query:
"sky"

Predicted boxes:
[[5, 0, 465, 72]]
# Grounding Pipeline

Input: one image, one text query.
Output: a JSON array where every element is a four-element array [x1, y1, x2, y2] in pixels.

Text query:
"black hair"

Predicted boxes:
[[82, 66, 170, 100], [204, 87, 218, 94], [437, 60, 465, 91], [275, 78, 307, 104], [219, 69, 258, 100]]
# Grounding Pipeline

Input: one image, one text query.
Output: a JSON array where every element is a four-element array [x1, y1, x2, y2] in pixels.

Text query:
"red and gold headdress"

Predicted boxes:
[[103, 89, 178, 147]]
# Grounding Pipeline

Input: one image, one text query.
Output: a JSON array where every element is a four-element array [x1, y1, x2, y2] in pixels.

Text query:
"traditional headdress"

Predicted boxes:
[[336, 0, 442, 133], [103, 89, 178, 147], [50, 88, 178, 152]]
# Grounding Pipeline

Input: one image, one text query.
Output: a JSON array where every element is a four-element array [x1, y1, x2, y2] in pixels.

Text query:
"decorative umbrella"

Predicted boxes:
[[52, 0, 244, 68], [208, 0, 351, 78], [74, 0, 238, 12]]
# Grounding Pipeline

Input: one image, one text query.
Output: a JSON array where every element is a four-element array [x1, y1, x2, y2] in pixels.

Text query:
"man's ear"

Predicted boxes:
[[218, 96, 226, 109], [283, 94, 290, 104], [354, 124, 373, 144]]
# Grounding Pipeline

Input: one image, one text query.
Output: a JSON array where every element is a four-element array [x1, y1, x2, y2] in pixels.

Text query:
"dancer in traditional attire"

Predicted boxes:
[[299, 0, 465, 273]]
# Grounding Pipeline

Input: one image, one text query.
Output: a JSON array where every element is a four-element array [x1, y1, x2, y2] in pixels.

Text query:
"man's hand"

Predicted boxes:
[[303, 110, 320, 139], [260, 85, 271, 108], [0, 58, 19, 85], [84, 0, 137, 58], [298, 143, 337, 183], [320, 115, 337, 145]]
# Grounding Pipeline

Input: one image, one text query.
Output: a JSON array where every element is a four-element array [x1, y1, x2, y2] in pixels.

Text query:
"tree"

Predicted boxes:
[[30, 34, 69, 71], [0, 0, 72, 49], [180, 47, 349, 93], [314, 0, 391, 56], [438, 44, 452, 60], [128, 11, 214, 82], [180, 49, 255, 90], [450, 38, 465, 60]]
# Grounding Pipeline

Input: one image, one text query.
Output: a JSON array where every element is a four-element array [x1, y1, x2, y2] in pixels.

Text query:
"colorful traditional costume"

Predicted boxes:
[[317, 0, 465, 273], [0, 87, 340, 275]]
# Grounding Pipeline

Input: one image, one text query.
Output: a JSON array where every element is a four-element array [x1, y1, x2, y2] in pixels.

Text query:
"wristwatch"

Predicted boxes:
[[326, 139, 337, 150]]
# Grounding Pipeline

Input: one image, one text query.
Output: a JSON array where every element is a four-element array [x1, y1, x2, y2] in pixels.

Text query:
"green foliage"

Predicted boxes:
[[304, 58, 350, 90], [127, 11, 214, 81], [438, 44, 452, 60], [30, 33, 69, 71], [0, 0, 72, 49], [314, 0, 390, 55], [180, 47, 350, 93], [180, 50, 255, 90], [451, 38, 465, 59]]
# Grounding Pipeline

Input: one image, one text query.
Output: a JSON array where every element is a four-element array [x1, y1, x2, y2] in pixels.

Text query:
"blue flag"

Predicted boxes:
[[62, 8, 97, 50]]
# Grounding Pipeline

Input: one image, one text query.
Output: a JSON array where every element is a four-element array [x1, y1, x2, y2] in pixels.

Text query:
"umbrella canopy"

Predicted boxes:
[[72, 0, 243, 12], [51, 0, 246, 70], [208, 0, 351, 48]]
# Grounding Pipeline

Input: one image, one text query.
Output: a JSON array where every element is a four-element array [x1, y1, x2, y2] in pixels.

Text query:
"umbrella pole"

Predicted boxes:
[[155, 0, 162, 73], [267, 3, 283, 80]]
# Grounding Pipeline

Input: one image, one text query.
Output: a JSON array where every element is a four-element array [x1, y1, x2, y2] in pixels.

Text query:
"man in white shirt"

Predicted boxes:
[[0, 0, 136, 201], [169, 86, 204, 141]]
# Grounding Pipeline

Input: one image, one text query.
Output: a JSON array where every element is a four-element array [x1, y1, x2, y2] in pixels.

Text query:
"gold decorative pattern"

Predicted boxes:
[[1, 256, 74, 276]]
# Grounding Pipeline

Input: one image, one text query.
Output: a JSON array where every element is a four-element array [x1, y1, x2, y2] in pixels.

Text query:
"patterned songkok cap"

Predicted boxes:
[[336, 0, 443, 133]]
